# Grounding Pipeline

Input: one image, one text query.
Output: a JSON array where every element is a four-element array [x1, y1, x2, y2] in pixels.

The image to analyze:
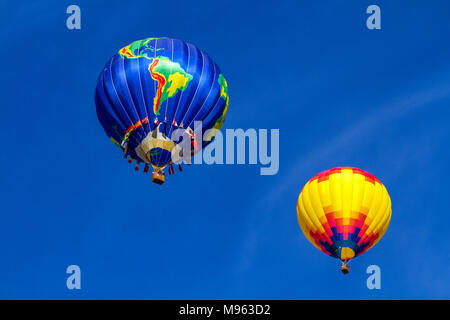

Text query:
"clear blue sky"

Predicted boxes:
[[0, 0, 449, 299]]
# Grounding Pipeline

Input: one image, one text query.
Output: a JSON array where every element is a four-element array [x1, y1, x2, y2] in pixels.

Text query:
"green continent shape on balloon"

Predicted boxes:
[[118, 37, 162, 59], [149, 56, 193, 115], [215, 74, 229, 127], [218, 74, 229, 100], [205, 74, 229, 141]]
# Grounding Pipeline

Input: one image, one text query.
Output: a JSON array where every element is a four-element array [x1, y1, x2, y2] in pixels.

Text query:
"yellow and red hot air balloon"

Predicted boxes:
[[296, 167, 391, 274]]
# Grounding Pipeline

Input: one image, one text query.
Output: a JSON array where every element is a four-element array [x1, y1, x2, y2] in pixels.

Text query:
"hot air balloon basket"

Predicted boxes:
[[341, 264, 350, 274], [152, 171, 165, 185]]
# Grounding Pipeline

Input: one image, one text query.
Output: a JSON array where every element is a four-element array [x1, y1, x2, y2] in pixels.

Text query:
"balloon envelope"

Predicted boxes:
[[95, 37, 229, 177], [297, 167, 391, 263]]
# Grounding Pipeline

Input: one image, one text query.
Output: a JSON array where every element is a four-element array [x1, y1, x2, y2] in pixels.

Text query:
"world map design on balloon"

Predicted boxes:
[[96, 37, 230, 180], [119, 39, 193, 116], [113, 38, 229, 144]]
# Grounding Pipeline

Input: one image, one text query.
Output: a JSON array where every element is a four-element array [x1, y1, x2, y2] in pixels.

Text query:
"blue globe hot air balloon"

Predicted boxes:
[[95, 37, 229, 184]]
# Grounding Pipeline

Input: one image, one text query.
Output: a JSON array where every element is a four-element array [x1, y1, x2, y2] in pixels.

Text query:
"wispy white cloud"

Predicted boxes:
[[268, 81, 450, 207]]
